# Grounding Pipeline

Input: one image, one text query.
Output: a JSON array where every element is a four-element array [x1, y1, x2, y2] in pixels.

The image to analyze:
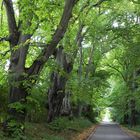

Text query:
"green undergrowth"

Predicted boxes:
[[47, 117, 93, 132], [0, 117, 93, 140], [124, 125, 140, 132]]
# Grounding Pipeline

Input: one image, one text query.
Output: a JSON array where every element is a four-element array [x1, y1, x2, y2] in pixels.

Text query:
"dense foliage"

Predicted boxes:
[[0, 0, 140, 139]]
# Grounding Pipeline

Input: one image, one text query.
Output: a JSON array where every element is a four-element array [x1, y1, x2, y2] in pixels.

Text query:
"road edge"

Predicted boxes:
[[86, 124, 99, 140], [71, 124, 98, 140], [120, 125, 140, 140]]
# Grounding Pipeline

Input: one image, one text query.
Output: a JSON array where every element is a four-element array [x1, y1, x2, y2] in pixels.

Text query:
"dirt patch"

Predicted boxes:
[[71, 125, 97, 140]]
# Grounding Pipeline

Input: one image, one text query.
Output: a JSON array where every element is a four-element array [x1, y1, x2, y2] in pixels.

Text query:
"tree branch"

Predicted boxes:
[[85, 46, 94, 78], [3, 0, 18, 41], [106, 64, 126, 81], [27, 0, 77, 75], [84, 0, 107, 15]]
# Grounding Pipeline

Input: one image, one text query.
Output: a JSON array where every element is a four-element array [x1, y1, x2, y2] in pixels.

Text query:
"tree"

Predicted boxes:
[[1, 0, 77, 133]]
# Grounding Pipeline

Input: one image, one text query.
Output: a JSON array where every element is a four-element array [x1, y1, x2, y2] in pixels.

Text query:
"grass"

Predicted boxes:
[[122, 124, 140, 139], [123, 124, 140, 132], [0, 117, 93, 140], [24, 122, 65, 140], [126, 125, 140, 132], [47, 117, 92, 132]]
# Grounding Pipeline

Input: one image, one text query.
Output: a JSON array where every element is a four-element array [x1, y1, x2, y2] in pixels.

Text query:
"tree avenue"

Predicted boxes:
[[0, 0, 140, 139]]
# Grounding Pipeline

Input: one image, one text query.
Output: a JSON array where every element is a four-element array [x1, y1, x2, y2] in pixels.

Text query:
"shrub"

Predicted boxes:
[[47, 117, 93, 132]]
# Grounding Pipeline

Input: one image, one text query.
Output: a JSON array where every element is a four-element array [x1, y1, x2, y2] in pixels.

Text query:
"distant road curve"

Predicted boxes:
[[87, 122, 138, 140]]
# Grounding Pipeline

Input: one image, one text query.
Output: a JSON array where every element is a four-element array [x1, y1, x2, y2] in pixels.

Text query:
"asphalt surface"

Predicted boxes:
[[87, 122, 138, 140]]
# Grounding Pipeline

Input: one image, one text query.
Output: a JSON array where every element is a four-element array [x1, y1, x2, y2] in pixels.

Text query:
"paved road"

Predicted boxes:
[[87, 122, 138, 140]]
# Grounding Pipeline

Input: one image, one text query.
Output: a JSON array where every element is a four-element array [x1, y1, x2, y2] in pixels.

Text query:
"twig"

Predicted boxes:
[[106, 64, 126, 81]]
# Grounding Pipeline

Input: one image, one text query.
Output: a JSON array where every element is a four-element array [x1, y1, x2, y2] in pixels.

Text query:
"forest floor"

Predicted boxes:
[[0, 117, 96, 140]]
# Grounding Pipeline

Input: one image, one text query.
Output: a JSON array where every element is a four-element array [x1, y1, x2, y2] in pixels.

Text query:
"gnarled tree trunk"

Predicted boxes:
[[47, 47, 73, 122], [9, 75, 27, 122], [47, 73, 67, 122], [47, 23, 85, 122], [61, 92, 72, 116]]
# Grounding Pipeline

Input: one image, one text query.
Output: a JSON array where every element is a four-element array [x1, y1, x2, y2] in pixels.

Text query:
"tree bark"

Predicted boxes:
[[4, 33, 31, 133], [8, 80, 27, 124], [47, 23, 85, 122], [61, 92, 72, 116], [47, 72, 67, 122], [47, 47, 73, 122]]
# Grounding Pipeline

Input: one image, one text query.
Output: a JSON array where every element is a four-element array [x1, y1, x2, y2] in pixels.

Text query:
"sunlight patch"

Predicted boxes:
[[102, 108, 112, 123]]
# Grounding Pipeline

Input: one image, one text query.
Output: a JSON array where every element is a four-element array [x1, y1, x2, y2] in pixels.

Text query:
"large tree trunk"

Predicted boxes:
[[47, 23, 85, 122], [9, 76, 27, 122], [47, 47, 73, 122], [3, 0, 32, 132], [4, 35, 31, 134], [61, 92, 72, 116], [47, 73, 67, 122]]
